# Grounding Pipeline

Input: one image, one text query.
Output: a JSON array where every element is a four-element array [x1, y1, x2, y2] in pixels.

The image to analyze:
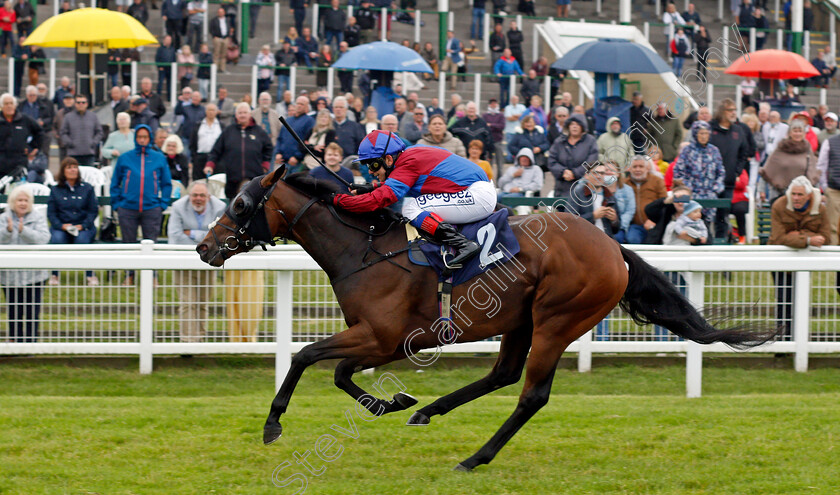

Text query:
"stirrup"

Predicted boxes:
[[442, 251, 463, 270]]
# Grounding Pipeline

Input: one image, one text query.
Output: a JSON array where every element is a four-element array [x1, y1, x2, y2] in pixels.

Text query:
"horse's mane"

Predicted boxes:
[[283, 172, 403, 232]]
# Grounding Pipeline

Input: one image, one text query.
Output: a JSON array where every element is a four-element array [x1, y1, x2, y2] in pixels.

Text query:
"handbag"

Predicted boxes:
[[99, 216, 117, 242]]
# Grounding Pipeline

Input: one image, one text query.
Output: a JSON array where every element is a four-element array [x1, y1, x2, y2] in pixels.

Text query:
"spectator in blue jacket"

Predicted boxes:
[[110, 124, 172, 245], [46, 157, 100, 286], [493, 48, 523, 107], [297, 26, 320, 69], [274, 95, 315, 168]]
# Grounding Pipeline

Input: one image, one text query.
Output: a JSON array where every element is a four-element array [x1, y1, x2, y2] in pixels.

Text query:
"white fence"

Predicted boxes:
[[1, 242, 839, 397]]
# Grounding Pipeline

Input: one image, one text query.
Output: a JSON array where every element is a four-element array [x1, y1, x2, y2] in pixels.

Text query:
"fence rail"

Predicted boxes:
[[1, 242, 839, 396]]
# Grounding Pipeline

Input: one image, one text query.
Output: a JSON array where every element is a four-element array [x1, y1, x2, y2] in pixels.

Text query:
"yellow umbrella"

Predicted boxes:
[[22, 8, 157, 48]]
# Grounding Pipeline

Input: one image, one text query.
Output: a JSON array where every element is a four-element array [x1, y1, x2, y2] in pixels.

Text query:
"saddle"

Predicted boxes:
[[406, 210, 521, 343]]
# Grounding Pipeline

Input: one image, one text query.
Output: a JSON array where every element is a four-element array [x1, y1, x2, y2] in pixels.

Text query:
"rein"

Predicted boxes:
[[210, 177, 412, 283]]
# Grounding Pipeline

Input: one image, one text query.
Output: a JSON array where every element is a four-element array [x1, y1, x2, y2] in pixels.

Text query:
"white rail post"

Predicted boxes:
[[312, 2, 319, 36], [139, 240, 154, 375], [170, 62, 178, 110], [483, 12, 490, 53], [831, 32, 837, 69], [250, 64, 258, 103], [595, 0, 602, 15], [49, 59, 56, 99], [820, 88, 827, 106], [448, 11, 454, 31], [717, 0, 723, 21], [643, 22, 650, 43], [381, 7, 387, 41], [290, 65, 297, 98], [203, 0, 209, 42], [777, 29, 784, 50], [7, 58, 12, 94], [438, 70, 445, 108], [53, 0, 58, 16], [578, 83, 584, 106], [275, 271, 293, 392], [735, 85, 742, 115], [655, 0, 661, 16], [706, 82, 714, 107], [416, 10, 422, 44], [509, 74, 516, 104], [543, 75, 550, 115], [793, 271, 811, 373], [474, 73, 481, 113], [775, 0, 780, 23], [804, 31, 810, 60], [749, 27, 756, 52], [210, 63, 217, 100], [131, 61, 138, 93], [327, 67, 335, 101], [274, 2, 280, 44], [532, 23, 539, 61], [686, 271, 705, 398], [578, 329, 592, 373], [722, 28, 730, 63]]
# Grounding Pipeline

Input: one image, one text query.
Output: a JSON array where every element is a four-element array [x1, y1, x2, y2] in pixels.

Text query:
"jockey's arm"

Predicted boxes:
[[333, 180, 401, 212]]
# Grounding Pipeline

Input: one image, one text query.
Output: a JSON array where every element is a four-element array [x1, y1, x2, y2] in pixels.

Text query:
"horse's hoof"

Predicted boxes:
[[406, 411, 430, 425], [393, 392, 418, 410], [263, 423, 283, 445], [453, 463, 473, 472]]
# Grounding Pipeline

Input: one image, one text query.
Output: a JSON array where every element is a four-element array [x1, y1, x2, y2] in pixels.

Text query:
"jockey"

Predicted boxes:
[[332, 130, 496, 268]]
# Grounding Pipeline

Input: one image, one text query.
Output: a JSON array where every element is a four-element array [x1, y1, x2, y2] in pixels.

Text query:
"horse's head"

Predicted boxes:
[[196, 164, 287, 267]]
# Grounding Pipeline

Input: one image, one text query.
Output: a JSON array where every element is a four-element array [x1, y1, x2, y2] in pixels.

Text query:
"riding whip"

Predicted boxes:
[[277, 116, 355, 190]]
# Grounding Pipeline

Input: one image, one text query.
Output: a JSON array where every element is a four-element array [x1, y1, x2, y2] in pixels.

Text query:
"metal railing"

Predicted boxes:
[[0, 242, 839, 396]]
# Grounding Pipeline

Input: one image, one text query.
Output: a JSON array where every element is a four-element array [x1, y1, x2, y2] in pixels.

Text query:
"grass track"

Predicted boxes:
[[2, 362, 840, 494]]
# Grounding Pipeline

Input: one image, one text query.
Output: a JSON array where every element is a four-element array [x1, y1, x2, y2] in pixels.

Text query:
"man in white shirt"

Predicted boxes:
[[762, 111, 789, 159]]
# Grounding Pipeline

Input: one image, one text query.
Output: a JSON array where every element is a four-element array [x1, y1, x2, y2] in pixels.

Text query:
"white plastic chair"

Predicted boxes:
[[207, 173, 227, 199], [79, 166, 107, 197], [43, 169, 57, 187]]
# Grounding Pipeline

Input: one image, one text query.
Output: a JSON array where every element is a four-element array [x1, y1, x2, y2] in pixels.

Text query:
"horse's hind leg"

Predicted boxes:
[[455, 310, 606, 471], [407, 327, 532, 426], [264, 324, 384, 445], [333, 356, 418, 416]]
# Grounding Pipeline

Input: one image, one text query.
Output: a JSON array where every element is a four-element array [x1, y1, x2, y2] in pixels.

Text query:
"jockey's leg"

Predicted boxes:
[[402, 181, 497, 269]]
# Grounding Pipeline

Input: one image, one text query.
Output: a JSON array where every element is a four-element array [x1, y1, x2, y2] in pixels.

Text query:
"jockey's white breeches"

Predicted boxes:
[[401, 180, 497, 224]]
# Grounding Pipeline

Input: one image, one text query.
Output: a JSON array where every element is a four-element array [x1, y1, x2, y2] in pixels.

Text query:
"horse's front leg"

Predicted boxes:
[[333, 356, 418, 416], [264, 324, 395, 444]]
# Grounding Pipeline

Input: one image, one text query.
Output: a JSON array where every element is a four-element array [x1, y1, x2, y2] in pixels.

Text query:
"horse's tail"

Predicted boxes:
[[618, 245, 780, 349]]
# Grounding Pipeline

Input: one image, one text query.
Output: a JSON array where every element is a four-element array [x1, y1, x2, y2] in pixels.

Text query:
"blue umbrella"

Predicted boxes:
[[550, 38, 672, 74], [332, 41, 433, 73]]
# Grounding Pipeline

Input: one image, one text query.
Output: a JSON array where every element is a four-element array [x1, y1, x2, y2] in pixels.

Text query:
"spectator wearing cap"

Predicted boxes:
[[769, 177, 830, 335], [816, 117, 840, 244], [548, 113, 598, 199], [59, 94, 103, 168], [818, 112, 839, 149], [128, 96, 160, 134]]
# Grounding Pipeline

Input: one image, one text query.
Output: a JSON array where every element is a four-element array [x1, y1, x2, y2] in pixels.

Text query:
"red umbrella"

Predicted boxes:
[[724, 49, 820, 79]]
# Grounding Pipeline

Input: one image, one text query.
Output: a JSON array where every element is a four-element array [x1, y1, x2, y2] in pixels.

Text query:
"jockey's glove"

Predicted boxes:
[[352, 181, 379, 195]]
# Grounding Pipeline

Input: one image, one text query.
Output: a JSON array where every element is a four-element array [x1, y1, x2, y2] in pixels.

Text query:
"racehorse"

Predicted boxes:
[[196, 165, 778, 471]]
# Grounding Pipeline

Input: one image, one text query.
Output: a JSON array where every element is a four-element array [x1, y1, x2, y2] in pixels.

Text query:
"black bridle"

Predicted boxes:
[[207, 177, 319, 265]]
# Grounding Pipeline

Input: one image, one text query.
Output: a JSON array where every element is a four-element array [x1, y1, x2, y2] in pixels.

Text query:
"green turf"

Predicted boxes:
[[2, 362, 840, 494]]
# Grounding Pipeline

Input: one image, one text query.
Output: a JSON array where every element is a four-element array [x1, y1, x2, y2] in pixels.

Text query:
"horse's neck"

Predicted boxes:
[[285, 200, 387, 283]]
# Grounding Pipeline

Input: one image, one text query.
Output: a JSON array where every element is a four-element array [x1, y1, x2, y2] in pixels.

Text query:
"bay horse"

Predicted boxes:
[[196, 165, 777, 471]]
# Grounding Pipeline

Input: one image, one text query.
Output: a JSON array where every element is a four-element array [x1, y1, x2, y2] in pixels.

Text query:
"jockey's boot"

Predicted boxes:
[[418, 213, 480, 269]]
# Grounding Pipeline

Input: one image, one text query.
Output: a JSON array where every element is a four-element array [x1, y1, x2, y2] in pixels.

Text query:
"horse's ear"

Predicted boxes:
[[261, 164, 287, 187]]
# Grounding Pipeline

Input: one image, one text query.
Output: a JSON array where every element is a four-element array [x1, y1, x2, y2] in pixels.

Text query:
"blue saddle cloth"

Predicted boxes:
[[414, 209, 520, 286]]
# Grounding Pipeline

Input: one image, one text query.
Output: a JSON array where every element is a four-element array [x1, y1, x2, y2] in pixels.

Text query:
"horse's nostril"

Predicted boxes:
[[196, 244, 209, 255]]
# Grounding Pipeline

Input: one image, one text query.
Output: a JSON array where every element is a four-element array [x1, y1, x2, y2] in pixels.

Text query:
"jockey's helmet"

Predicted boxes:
[[354, 130, 407, 176]]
